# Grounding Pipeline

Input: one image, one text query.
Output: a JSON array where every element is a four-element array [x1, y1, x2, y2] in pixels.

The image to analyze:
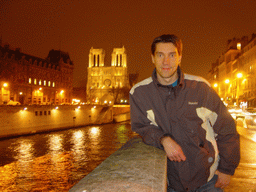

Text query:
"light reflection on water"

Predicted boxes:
[[0, 122, 138, 192], [252, 132, 256, 142]]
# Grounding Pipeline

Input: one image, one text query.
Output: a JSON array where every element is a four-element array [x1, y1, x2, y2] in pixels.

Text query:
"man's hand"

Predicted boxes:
[[161, 136, 186, 162], [215, 170, 231, 189]]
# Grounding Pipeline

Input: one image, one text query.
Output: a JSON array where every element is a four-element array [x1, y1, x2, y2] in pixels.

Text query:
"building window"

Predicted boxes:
[[34, 79, 37, 85], [29, 78, 32, 84], [48, 81, 51, 87], [44, 80, 46, 86], [52, 82, 55, 87], [39, 80, 42, 85]]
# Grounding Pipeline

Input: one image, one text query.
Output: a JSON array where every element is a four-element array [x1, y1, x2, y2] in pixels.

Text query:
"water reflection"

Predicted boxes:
[[89, 126, 101, 154], [16, 139, 35, 191], [14, 139, 35, 162], [252, 132, 256, 142], [71, 130, 87, 160], [0, 122, 138, 191], [47, 134, 64, 154], [116, 124, 129, 144], [89, 126, 100, 139]]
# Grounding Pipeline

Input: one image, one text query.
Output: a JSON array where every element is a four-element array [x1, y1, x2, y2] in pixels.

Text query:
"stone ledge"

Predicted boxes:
[[69, 136, 167, 192]]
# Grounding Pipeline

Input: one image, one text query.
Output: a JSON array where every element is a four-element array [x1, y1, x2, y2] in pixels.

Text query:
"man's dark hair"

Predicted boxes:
[[151, 34, 183, 56]]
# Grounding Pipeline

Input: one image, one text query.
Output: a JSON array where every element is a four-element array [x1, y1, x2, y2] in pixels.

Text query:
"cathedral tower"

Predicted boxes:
[[87, 46, 129, 105]]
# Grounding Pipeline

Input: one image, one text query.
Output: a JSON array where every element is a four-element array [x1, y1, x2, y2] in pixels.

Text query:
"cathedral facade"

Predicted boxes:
[[86, 46, 129, 105]]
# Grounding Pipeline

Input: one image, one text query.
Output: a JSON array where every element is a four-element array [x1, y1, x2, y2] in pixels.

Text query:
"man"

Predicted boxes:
[[129, 34, 240, 192]]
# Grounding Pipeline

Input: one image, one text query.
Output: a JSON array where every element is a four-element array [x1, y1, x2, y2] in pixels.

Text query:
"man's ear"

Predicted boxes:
[[178, 55, 182, 64], [151, 54, 155, 64]]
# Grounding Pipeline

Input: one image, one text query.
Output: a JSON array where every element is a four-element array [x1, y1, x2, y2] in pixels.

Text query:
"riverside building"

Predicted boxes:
[[0, 44, 74, 105], [208, 33, 256, 108]]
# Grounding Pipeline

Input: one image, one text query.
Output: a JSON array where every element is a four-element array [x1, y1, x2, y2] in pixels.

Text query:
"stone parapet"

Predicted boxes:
[[69, 137, 167, 192]]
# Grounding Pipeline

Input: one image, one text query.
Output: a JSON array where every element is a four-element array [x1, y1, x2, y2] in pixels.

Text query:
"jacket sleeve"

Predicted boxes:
[[206, 86, 240, 175], [129, 91, 166, 149]]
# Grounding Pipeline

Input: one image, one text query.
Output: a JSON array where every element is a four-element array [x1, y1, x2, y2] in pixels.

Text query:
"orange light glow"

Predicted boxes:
[[237, 73, 243, 78]]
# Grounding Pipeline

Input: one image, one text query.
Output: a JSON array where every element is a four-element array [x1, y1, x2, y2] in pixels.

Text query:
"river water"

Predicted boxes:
[[0, 122, 138, 192]]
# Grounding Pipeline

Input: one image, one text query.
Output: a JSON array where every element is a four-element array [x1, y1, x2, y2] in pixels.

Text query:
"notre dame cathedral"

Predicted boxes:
[[86, 46, 129, 105]]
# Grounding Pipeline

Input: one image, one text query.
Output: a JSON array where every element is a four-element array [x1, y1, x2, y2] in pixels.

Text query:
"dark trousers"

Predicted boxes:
[[168, 175, 223, 192]]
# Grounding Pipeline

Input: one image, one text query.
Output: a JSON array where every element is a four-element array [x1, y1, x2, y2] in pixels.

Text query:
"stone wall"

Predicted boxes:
[[0, 105, 113, 139], [69, 137, 167, 192], [113, 105, 130, 115], [0, 104, 131, 139]]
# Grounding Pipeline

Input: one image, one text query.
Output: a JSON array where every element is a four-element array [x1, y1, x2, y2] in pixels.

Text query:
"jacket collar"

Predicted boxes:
[[152, 66, 185, 88]]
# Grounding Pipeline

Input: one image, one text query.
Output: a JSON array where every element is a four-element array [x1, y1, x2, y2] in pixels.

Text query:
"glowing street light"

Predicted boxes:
[[3, 83, 8, 87], [237, 73, 243, 78], [213, 83, 218, 88], [225, 79, 230, 84], [236, 72, 243, 105]]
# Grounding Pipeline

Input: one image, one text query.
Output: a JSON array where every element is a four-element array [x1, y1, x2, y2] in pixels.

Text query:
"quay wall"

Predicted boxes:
[[0, 105, 130, 139], [69, 137, 167, 192], [112, 104, 130, 115]]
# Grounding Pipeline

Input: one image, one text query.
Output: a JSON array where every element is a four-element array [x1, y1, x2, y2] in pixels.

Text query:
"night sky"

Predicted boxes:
[[1, 0, 256, 87]]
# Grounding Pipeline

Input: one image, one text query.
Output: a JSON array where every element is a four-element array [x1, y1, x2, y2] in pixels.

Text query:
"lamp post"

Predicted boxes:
[[1, 83, 9, 104], [225, 79, 230, 103], [213, 83, 219, 95], [236, 73, 243, 106]]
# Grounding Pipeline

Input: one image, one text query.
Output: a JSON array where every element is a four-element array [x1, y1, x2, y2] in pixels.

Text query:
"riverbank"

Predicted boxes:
[[0, 104, 130, 139]]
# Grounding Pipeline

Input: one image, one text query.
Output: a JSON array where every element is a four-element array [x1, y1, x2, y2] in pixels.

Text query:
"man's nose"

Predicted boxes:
[[163, 56, 170, 64]]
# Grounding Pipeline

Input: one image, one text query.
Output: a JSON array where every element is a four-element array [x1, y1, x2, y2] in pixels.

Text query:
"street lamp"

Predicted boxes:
[[1, 83, 9, 104], [236, 73, 243, 106], [237, 73, 243, 79], [213, 83, 220, 95], [224, 79, 230, 103]]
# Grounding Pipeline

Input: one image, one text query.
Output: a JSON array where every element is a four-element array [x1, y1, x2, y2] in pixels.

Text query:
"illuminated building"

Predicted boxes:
[[208, 33, 256, 107], [0, 44, 74, 105], [86, 46, 129, 104]]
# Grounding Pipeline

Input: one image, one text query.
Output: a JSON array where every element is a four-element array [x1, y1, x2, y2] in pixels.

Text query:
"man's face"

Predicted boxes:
[[151, 42, 182, 85]]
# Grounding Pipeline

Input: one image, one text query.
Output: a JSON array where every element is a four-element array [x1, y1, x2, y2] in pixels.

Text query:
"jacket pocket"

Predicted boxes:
[[193, 141, 215, 179]]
